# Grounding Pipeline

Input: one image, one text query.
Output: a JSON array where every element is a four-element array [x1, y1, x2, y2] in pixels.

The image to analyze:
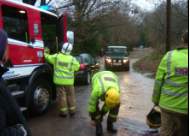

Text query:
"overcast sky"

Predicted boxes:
[[131, 0, 162, 11], [20, 0, 161, 11]]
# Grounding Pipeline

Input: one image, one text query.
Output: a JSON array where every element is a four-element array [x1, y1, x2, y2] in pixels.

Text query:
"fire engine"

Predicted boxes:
[[0, 0, 73, 115]]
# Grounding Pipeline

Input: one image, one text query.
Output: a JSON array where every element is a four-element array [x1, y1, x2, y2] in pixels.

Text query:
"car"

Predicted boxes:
[[104, 45, 130, 71], [139, 45, 144, 49], [75, 53, 100, 85]]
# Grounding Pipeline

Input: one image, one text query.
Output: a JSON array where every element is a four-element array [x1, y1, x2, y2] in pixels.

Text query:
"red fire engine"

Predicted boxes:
[[0, 0, 72, 115]]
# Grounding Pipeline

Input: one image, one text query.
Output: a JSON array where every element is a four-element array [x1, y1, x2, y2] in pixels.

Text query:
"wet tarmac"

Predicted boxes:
[[29, 48, 159, 136]]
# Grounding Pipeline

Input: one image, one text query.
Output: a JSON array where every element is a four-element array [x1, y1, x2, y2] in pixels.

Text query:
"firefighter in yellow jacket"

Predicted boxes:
[[152, 31, 188, 136], [88, 71, 120, 136], [44, 42, 80, 117]]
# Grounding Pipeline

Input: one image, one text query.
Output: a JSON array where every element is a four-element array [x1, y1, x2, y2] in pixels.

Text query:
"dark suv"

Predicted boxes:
[[104, 46, 129, 71]]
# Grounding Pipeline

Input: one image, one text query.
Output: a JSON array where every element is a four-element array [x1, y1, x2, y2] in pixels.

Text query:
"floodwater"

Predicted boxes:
[[29, 48, 159, 136]]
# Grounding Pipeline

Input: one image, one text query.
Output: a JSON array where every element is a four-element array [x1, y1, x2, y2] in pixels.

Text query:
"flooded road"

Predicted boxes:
[[29, 48, 159, 136]]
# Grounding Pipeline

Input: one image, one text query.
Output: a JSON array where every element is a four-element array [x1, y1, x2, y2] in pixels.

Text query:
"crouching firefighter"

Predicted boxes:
[[88, 71, 120, 136]]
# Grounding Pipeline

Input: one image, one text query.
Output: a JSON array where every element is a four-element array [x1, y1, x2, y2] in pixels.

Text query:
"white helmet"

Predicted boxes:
[[61, 42, 73, 54]]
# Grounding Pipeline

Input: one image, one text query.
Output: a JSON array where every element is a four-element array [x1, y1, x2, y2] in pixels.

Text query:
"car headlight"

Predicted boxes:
[[106, 57, 112, 63], [123, 57, 128, 63]]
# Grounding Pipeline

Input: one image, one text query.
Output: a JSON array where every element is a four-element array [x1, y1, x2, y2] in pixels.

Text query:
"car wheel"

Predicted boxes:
[[84, 72, 91, 85], [126, 63, 130, 71], [28, 78, 52, 115]]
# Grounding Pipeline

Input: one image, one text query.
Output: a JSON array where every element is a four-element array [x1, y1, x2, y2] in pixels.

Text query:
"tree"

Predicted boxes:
[[166, 0, 171, 52], [71, 0, 123, 55], [23, 0, 141, 55], [141, 0, 188, 52]]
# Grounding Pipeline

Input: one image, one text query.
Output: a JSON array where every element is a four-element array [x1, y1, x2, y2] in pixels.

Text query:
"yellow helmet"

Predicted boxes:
[[105, 87, 120, 108]]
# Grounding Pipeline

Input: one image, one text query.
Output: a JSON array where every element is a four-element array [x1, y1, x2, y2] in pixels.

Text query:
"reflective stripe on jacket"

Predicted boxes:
[[44, 52, 80, 85], [152, 48, 188, 114], [88, 71, 120, 113]]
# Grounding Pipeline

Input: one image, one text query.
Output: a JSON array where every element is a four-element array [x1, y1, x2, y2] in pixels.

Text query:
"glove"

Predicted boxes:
[[153, 106, 161, 113], [90, 120, 96, 127], [89, 112, 102, 123], [15, 124, 27, 136], [44, 47, 50, 54], [89, 112, 96, 121]]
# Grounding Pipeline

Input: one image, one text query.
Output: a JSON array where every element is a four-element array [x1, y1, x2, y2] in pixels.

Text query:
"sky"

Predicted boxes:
[[130, 0, 162, 11], [14, 0, 161, 12]]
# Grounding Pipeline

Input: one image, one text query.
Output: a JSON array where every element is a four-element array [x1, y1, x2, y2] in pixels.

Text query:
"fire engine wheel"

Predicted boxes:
[[29, 79, 52, 115]]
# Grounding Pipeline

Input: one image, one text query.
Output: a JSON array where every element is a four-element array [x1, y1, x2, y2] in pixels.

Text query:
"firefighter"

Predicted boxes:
[[0, 29, 31, 136], [44, 42, 80, 117], [88, 71, 120, 136], [152, 31, 188, 136]]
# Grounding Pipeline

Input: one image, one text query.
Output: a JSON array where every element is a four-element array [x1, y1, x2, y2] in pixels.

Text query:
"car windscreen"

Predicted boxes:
[[106, 48, 127, 56], [79, 54, 95, 65], [75, 56, 82, 63]]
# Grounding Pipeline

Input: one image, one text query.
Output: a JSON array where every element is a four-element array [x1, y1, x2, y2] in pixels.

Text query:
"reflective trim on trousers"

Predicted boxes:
[[55, 69, 73, 75], [166, 51, 173, 77], [162, 89, 188, 97], [69, 106, 76, 111], [95, 115, 101, 120], [108, 113, 117, 119], [60, 108, 68, 113], [165, 79, 188, 87]]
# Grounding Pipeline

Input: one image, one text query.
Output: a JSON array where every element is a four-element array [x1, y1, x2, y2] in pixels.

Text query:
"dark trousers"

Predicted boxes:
[[160, 109, 188, 136], [92, 102, 120, 123]]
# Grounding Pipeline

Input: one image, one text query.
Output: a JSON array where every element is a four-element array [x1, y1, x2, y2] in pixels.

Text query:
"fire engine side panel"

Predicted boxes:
[[27, 8, 42, 42], [8, 39, 44, 65], [0, 1, 45, 65]]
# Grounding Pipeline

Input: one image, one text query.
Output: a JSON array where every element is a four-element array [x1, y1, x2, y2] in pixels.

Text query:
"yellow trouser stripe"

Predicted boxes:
[[69, 106, 76, 111], [109, 114, 117, 119], [95, 115, 101, 120], [60, 108, 68, 112]]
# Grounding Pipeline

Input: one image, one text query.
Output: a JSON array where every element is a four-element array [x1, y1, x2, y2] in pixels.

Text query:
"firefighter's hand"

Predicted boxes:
[[44, 47, 50, 54], [153, 106, 161, 113], [89, 112, 96, 121], [90, 120, 96, 127]]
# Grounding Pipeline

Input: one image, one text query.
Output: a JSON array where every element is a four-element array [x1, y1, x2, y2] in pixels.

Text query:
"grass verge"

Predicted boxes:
[[133, 51, 164, 78]]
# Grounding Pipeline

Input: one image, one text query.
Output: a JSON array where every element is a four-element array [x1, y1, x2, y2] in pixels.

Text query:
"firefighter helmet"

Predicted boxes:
[[61, 42, 73, 54], [105, 87, 120, 108], [146, 106, 161, 129]]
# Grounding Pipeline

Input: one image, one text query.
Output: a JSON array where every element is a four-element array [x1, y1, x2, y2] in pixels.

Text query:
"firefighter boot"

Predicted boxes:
[[59, 112, 67, 118], [96, 122, 103, 136], [107, 120, 117, 133]]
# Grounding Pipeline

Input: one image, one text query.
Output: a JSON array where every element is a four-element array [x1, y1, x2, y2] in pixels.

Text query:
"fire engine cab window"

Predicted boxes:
[[41, 13, 57, 53], [2, 5, 29, 43]]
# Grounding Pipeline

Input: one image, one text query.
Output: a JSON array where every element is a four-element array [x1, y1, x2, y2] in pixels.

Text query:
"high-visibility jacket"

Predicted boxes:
[[44, 52, 80, 85], [88, 71, 120, 113], [152, 48, 188, 114]]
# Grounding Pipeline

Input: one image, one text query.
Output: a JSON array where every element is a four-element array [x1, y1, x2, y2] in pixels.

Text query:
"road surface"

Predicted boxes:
[[29, 48, 159, 136]]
